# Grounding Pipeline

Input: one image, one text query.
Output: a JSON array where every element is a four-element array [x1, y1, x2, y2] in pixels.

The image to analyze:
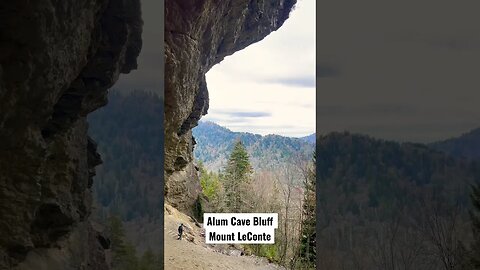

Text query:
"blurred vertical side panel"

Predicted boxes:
[[87, 0, 165, 268]]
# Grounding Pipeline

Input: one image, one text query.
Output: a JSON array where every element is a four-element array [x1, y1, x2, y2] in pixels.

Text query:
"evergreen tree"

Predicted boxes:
[[199, 162, 221, 201], [223, 139, 254, 212], [108, 215, 141, 270], [470, 183, 480, 268], [299, 153, 316, 267], [108, 215, 128, 265]]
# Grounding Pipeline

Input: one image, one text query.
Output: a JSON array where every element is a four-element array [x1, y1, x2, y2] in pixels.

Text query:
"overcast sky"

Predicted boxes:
[[202, 0, 316, 138], [318, 0, 480, 143], [115, 0, 163, 97], [112, 0, 480, 143]]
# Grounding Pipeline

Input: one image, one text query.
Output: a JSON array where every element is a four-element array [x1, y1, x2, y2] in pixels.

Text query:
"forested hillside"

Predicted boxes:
[[430, 127, 480, 160], [196, 137, 316, 268], [192, 121, 314, 172], [88, 90, 164, 221], [316, 132, 480, 270]]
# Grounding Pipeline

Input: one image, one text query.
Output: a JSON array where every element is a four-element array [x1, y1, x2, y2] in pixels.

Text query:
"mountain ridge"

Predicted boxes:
[[430, 127, 480, 160], [192, 121, 314, 172], [299, 133, 316, 144]]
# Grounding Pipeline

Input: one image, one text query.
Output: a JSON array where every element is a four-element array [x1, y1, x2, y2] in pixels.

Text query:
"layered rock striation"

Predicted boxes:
[[165, 0, 296, 214], [0, 0, 142, 268]]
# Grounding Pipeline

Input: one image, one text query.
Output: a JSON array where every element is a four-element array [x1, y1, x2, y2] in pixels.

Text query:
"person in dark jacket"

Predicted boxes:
[[178, 223, 184, 240]]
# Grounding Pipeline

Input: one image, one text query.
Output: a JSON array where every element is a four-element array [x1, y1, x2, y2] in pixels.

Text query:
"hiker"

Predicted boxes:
[[178, 223, 184, 240]]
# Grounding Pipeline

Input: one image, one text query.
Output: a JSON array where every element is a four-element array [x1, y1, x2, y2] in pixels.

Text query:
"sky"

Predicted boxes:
[[115, 0, 164, 98], [317, 0, 480, 143], [202, 0, 316, 138]]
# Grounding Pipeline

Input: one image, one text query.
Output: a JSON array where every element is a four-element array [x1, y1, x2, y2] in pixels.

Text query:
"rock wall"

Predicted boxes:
[[164, 0, 296, 213], [0, 0, 142, 268]]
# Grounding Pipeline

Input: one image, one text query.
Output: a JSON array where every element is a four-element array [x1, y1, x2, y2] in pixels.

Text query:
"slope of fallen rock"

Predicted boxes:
[[164, 204, 285, 270]]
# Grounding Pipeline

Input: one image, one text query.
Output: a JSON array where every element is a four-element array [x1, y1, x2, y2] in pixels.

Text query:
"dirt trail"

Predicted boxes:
[[164, 204, 284, 270]]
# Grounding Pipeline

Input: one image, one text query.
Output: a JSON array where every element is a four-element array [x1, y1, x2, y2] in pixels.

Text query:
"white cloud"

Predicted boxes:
[[204, 0, 315, 138]]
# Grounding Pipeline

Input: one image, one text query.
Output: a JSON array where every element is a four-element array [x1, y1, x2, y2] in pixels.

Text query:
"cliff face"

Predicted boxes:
[[165, 0, 296, 214], [0, 0, 142, 268]]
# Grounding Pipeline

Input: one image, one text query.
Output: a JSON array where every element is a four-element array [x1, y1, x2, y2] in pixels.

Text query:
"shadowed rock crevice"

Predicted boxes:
[[178, 79, 209, 137], [31, 203, 75, 246], [165, 0, 297, 214]]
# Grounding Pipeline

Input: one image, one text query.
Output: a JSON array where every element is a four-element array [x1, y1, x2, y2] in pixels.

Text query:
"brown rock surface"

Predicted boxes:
[[0, 0, 142, 268]]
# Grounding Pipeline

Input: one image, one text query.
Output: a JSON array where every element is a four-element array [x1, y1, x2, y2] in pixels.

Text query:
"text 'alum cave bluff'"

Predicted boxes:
[[0, 0, 296, 269]]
